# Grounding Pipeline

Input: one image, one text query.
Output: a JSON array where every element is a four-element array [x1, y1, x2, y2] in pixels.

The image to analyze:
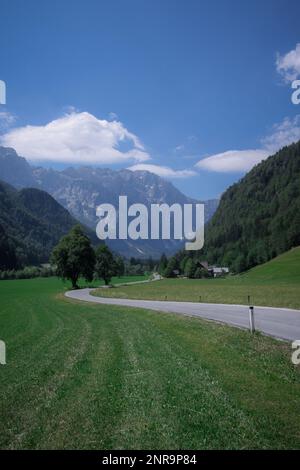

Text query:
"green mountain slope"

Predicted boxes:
[[204, 141, 300, 272], [240, 246, 300, 284], [0, 180, 97, 268]]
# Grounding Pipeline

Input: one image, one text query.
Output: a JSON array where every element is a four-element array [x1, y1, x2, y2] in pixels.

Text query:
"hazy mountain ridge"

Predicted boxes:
[[0, 147, 219, 257]]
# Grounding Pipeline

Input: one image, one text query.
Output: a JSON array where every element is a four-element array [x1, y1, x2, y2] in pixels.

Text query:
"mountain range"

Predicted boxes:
[[0, 147, 219, 258], [1, 141, 299, 271]]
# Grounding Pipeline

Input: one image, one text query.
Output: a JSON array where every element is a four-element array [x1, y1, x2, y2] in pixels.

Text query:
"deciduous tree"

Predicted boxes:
[[51, 225, 95, 289]]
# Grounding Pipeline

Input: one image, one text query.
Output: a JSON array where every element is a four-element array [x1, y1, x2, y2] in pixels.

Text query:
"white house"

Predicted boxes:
[[211, 267, 229, 277]]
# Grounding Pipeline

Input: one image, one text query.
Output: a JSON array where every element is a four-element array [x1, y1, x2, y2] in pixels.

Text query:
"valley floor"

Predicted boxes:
[[0, 277, 300, 449]]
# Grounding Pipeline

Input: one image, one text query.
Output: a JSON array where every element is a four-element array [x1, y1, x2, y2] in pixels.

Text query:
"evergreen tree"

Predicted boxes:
[[115, 255, 125, 277], [184, 258, 196, 278], [164, 256, 177, 278], [158, 253, 168, 275], [94, 244, 116, 285]]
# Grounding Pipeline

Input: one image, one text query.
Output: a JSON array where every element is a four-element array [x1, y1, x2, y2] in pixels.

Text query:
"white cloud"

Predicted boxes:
[[276, 43, 300, 82], [195, 115, 300, 173], [0, 111, 150, 164], [62, 105, 79, 114], [174, 144, 185, 152], [261, 115, 300, 152], [0, 111, 16, 130], [108, 111, 118, 121], [199, 45, 300, 173], [195, 149, 268, 173], [128, 163, 197, 178]]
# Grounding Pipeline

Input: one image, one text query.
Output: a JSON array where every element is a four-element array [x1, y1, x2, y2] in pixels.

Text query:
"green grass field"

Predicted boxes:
[[94, 247, 300, 309], [1, 276, 300, 449], [74, 274, 149, 288]]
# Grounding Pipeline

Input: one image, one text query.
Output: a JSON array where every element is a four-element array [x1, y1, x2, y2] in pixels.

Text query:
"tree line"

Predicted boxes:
[[51, 225, 125, 288], [50, 225, 159, 288], [157, 251, 213, 279], [51, 224, 214, 288]]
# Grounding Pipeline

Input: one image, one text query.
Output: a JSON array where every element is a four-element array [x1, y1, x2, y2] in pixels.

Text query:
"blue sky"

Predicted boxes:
[[0, 0, 300, 200]]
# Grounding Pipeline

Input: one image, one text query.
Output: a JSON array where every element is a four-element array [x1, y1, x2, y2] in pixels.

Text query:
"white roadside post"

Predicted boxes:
[[248, 295, 255, 333], [249, 305, 255, 333]]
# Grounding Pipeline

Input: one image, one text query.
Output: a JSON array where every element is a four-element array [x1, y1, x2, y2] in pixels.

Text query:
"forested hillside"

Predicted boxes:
[[203, 141, 300, 272], [0, 180, 96, 268]]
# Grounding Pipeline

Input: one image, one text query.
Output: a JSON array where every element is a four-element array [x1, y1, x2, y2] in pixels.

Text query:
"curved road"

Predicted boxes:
[[65, 288, 300, 342]]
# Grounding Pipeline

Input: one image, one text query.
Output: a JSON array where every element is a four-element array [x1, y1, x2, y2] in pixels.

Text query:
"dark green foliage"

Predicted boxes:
[[164, 256, 178, 278], [0, 223, 17, 270], [158, 253, 168, 275], [179, 255, 188, 273], [147, 257, 155, 270], [94, 244, 116, 285], [202, 141, 300, 272], [115, 255, 125, 277], [193, 266, 211, 279], [159, 250, 202, 278], [51, 225, 95, 288], [0, 265, 55, 280], [124, 260, 147, 276], [184, 258, 196, 278]]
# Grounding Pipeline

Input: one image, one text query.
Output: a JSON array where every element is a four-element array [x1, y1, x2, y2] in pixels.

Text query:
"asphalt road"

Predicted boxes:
[[65, 288, 300, 342]]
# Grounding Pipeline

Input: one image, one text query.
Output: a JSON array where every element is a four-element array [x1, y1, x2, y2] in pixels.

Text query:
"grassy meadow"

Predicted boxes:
[[94, 247, 300, 309], [0, 276, 300, 449]]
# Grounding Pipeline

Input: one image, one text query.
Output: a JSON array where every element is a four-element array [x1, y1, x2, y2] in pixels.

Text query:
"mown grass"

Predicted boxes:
[[94, 248, 300, 309], [1, 276, 300, 449], [63, 274, 149, 288]]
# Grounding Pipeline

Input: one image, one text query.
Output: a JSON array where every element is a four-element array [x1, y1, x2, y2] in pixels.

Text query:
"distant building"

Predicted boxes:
[[199, 261, 209, 270], [198, 261, 229, 277], [211, 266, 229, 277]]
